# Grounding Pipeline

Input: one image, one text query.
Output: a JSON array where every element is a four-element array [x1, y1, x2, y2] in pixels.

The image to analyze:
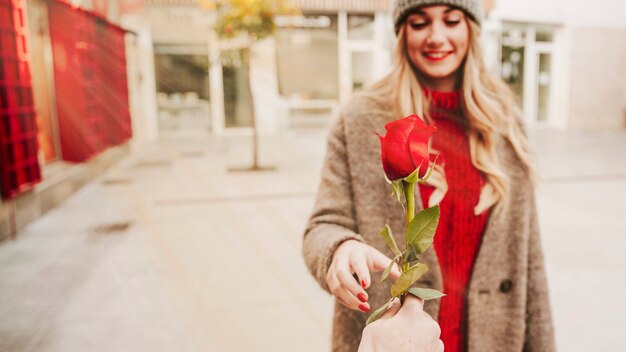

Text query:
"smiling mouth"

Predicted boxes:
[[423, 51, 452, 61]]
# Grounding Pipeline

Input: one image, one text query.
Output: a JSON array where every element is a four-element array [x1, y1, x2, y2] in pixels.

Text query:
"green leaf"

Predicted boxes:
[[406, 205, 440, 255], [390, 263, 428, 297], [403, 165, 421, 184], [379, 225, 401, 257], [366, 298, 394, 325], [407, 287, 446, 301], [391, 180, 405, 209], [403, 247, 418, 263], [380, 255, 400, 283]]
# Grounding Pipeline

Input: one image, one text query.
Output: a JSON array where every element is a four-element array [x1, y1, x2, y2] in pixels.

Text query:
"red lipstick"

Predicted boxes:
[[423, 51, 452, 61]]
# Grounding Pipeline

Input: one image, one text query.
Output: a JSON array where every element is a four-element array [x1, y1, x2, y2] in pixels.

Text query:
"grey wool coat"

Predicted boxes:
[[302, 92, 555, 352]]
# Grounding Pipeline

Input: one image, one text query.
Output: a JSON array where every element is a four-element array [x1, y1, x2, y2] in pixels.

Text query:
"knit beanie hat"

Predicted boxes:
[[393, 0, 484, 33]]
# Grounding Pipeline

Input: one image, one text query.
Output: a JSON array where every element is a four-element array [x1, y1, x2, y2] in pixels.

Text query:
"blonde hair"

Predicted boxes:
[[365, 20, 536, 213]]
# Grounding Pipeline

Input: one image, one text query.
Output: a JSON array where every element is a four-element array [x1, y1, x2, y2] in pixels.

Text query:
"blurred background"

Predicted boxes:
[[0, 0, 625, 351]]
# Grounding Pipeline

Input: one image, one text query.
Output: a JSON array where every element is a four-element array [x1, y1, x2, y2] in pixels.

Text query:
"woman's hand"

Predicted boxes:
[[358, 295, 444, 352], [326, 240, 401, 312]]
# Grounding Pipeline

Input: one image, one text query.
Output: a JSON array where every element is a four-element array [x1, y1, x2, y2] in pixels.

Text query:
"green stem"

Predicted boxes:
[[405, 181, 416, 227], [403, 181, 415, 272]]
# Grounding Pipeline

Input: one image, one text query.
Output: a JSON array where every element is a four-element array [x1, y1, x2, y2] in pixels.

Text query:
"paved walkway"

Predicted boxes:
[[0, 127, 625, 351]]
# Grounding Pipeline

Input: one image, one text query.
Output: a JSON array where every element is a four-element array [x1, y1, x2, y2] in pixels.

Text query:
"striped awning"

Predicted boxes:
[[145, 0, 198, 6], [291, 0, 390, 12], [146, 0, 391, 12]]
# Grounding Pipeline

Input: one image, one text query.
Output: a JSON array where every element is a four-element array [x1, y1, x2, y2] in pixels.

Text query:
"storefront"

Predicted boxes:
[[273, 9, 393, 128], [145, 0, 626, 133], [1, 0, 133, 240], [144, 0, 392, 134], [486, 21, 562, 128], [487, 0, 626, 130]]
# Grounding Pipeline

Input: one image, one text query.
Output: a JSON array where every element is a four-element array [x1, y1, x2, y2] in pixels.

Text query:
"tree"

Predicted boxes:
[[199, 0, 299, 171]]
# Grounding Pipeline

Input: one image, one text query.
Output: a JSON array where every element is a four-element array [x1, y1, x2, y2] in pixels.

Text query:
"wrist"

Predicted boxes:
[[333, 238, 361, 257], [357, 328, 375, 352]]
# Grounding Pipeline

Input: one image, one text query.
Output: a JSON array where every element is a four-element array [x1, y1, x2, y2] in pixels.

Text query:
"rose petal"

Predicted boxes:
[[408, 125, 437, 177], [378, 115, 436, 181], [383, 139, 415, 180], [381, 140, 412, 180], [380, 117, 419, 180]]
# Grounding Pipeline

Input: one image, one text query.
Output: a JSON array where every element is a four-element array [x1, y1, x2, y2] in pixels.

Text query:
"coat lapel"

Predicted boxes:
[[468, 135, 517, 292]]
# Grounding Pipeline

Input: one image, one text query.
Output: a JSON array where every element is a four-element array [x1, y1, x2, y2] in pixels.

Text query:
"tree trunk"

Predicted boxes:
[[228, 43, 275, 172]]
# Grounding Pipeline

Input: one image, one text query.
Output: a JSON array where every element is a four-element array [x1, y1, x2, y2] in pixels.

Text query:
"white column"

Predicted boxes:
[[481, 18, 502, 75], [373, 11, 390, 81], [208, 30, 226, 135], [337, 11, 351, 105], [522, 25, 537, 127], [120, 14, 159, 145], [550, 26, 569, 129]]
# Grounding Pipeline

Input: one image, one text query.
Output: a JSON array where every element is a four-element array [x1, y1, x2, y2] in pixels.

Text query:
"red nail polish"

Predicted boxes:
[[357, 293, 367, 303], [361, 279, 367, 288], [359, 304, 370, 313]]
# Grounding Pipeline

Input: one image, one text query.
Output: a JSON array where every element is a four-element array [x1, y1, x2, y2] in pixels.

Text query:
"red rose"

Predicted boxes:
[[377, 114, 437, 181]]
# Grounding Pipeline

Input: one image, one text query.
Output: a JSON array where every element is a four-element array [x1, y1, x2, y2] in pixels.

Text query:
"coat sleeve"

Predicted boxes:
[[302, 113, 364, 293], [523, 193, 556, 352]]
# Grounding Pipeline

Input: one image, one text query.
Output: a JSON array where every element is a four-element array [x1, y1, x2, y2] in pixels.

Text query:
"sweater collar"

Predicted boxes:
[[422, 87, 461, 112]]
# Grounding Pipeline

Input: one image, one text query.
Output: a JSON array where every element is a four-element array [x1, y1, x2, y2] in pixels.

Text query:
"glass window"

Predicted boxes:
[[351, 51, 374, 92], [275, 14, 338, 100], [154, 53, 210, 100], [535, 26, 554, 42], [347, 14, 375, 40], [501, 46, 524, 108], [153, 50, 211, 129], [501, 27, 526, 48]]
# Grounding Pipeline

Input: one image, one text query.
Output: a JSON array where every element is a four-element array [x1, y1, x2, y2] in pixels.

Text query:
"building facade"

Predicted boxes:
[[1, 0, 134, 241], [141, 0, 626, 134], [141, 0, 394, 134], [2, 0, 624, 240], [490, 0, 626, 130]]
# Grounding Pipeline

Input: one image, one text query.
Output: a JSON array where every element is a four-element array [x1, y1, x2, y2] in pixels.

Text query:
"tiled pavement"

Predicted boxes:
[[0, 127, 625, 351]]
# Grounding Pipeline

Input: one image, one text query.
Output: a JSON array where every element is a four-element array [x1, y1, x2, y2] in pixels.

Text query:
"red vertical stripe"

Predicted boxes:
[[0, 0, 42, 198]]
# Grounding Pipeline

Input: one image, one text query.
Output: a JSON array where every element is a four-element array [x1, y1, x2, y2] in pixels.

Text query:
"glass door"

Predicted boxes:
[[28, 0, 60, 164], [221, 49, 252, 128], [536, 52, 552, 122], [350, 51, 375, 92], [501, 23, 557, 126]]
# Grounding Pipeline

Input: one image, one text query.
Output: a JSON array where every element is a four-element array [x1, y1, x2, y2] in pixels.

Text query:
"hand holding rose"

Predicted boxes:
[[326, 240, 401, 312], [358, 295, 444, 352]]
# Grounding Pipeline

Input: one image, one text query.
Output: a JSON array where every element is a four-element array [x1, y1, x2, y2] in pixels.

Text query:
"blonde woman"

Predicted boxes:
[[302, 0, 555, 351]]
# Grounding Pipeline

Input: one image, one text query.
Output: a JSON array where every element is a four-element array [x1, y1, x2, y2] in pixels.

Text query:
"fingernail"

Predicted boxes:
[[361, 279, 367, 288], [359, 304, 370, 313], [357, 293, 367, 303]]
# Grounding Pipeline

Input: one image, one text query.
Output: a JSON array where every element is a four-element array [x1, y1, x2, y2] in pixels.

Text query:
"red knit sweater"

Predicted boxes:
[[418, 89, 490, 352]]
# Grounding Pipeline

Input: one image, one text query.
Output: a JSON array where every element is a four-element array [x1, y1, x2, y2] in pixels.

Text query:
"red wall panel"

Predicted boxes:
[[48, 1, 132, 162], [0, 0, 42, 198]]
